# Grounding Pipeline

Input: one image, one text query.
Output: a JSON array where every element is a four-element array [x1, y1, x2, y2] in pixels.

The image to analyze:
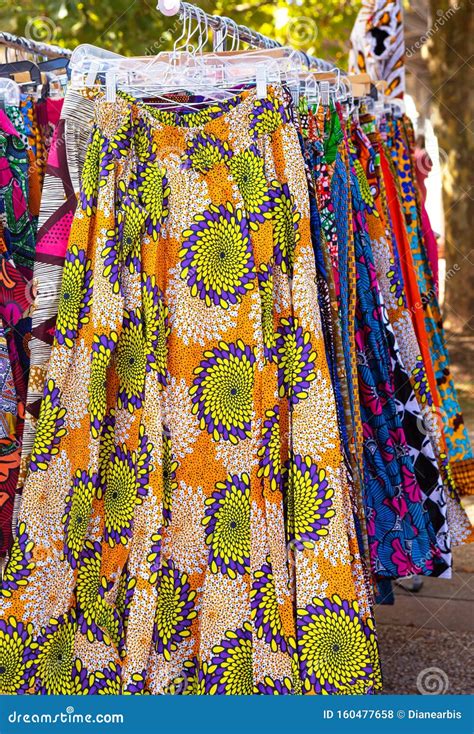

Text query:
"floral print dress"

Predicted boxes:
[[0, 88, 381, 695]]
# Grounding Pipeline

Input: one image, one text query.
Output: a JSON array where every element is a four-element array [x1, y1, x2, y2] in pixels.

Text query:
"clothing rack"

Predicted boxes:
[[0, 31, 72, 60], [157, 0, 338, 73]]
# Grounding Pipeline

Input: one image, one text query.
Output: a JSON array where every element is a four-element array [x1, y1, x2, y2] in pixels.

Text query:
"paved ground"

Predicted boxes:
[[376, 538, 474, 695]]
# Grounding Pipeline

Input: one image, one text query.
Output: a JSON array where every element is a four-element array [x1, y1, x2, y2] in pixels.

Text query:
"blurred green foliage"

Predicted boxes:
[[0, 0, 358, 66]]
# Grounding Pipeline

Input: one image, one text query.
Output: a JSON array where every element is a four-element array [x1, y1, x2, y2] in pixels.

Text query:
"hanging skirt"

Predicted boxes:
[[0, 88, 381, 695], [13, 90, 96, 540]]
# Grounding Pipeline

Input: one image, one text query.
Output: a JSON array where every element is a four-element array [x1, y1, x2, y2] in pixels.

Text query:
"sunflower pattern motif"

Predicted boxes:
[[124, 670, 150, 695], [202, 473, 251, 578], [0, 523, 35, 598], [227, 146, 272, 225], [115, 568, 137, 656], [286, 456, 335, 550], [90, 663, 122, 695], [209, 621, 253, 695], [251, 558, 287, 653], [107, 111, 134, 159], [29, 379, 67, 472], [181, 132, 231, 173], [162, 431, 178, 525], [134, 117, 156, 162], [249, 96, 290, 138], [0, 617, 37, 694], [275, 317, 317, 404], [179, 203, 255, 309], [62, 469, 97, 568], [147, 533, 163, 586], [152, 560, 197, 661], [103, 191, 147, 291], [142, 273, 169, 385], [296, 596, 374, 694], [116, 310, 148, 412], [136, 161, 170, 240], [189, 340, 256, 443], [31, 611, 92, 695], [89, 333, 118, 438], [269, 183, 301, 274], [76, 540, 120, 645], [98, 427, 152, 547], [256, 677, 293, 695], [55, 245, 93, 348], [2, 87, 382, 695], [80, 126, 102, 216], [179, 659, 216, 695], [257, 406, 283, 491], [98, 136, 115, 188], [257, 262, 276, 361]]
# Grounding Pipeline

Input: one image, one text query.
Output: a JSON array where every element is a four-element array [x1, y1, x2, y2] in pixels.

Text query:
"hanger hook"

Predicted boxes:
[[222, 17, 230, 51], [225, 17, 239, 51], [172, 2, 188, 54], [196, 6, 209, 53]]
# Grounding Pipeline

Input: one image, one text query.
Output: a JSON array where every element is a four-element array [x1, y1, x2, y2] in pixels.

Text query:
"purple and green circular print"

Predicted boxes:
[[179, 202, 255, 309], [55, 244, 93, 348], [275, 317, 317, 404], [296, 595, 374, 694], [29, 379, 67, 472], [286, 456, 335, 551], [202, 472, 251, 578], [152, 560, 197, 662], [0, 616, 37, 694], [189, 340, 256, 443]]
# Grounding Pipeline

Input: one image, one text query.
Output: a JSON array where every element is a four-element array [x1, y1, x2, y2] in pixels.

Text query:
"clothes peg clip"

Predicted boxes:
[[256, 66, 267, 100], [214, 28, 225, 52], [85, 60, 100, 87], [105, 70, 117, 103], [320, 80, 330, 106], [374, 97, 384, 118]]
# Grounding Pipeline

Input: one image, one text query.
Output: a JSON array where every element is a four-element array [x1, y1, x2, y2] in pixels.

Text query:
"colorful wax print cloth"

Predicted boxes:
[[350, 120, 455, 576], [0, 316, 19, 558], [0, 109, 35, 557], [0, 108, 36, 273], [304, 107, 366, 514], [347, 139, 441, 578], [297, 104, 371, 595], [385, 115, 472, 467], [0, 88, 381, 695], [378, 143, 471, 544], [14, 92, 95, 533]]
